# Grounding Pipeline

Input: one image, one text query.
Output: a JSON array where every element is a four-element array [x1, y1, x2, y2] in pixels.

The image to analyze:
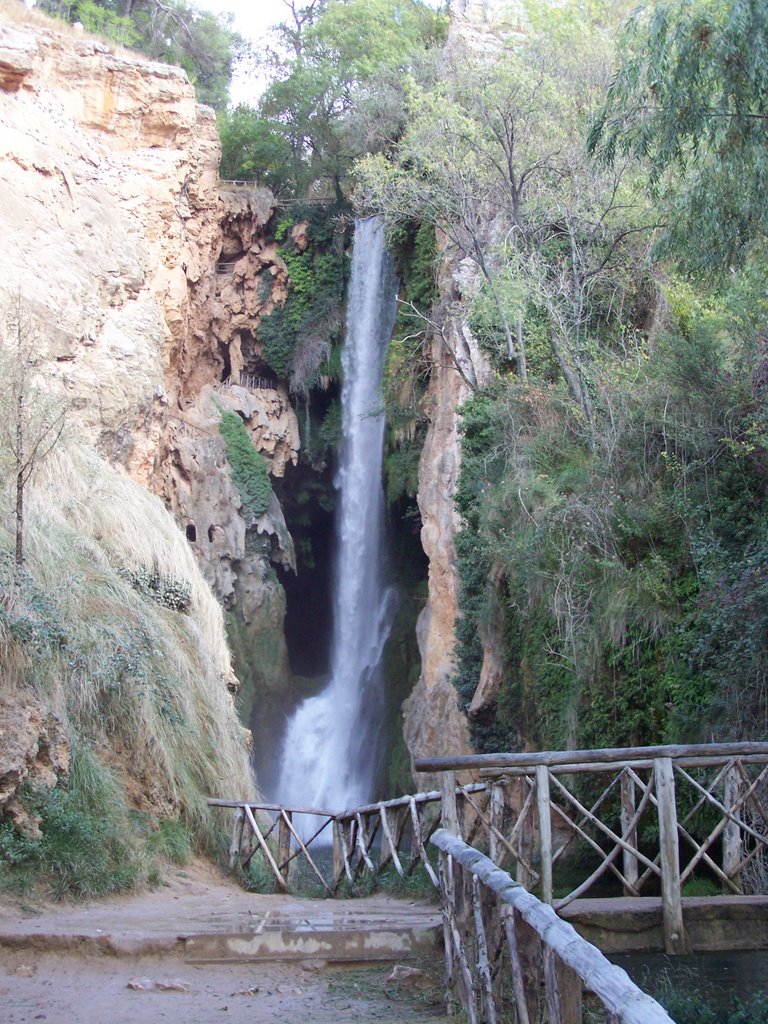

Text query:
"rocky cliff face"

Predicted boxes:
[[402, 250, 493, 772], [0, 13, 295, 803], [403, 0, 521, 771]]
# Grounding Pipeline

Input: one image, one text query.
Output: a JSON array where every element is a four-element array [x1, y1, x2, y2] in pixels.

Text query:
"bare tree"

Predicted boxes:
[[0, 294, 68, 568]]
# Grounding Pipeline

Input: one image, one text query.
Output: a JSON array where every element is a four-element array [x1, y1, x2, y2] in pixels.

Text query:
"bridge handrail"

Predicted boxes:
[[207, 786, 484, 894], [207, 782, 486, 820], [415, 740, 768, 774], [209, 741, 768, 959], [432, 829, 675, 1024]]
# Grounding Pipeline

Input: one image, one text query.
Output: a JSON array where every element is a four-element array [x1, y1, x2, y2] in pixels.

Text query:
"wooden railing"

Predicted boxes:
[[209, 742, 768, 955], [208, 784, 486, 893], [217, 373, 277, 392], [416, 741, 768, 954], [432, 829, 674, 1024]]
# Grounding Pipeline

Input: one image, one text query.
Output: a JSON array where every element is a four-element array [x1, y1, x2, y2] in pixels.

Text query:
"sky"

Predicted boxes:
[[201, 0, 286, 41], [199, 0, 444, 107], [198, 0, 288, 105]]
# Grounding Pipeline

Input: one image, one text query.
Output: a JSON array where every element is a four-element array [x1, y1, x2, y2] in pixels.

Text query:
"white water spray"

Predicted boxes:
[[276, 217, 398, 816]]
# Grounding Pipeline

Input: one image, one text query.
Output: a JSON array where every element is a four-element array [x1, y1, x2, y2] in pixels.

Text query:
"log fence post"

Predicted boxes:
[[654, 757, 688, 954], [723, 762, 744, 891], [228, 805, 245, 869], [502, 904, 540, 1024], [332, 818, 344, 885], [440, 770, 460, 835], [620, 771, 639, 895], [489, 781, 504, 865], [536, 765, 553, 904], [471, 875, 497, 1024], [277, 810, 292, 886], [543, 947, 582, 1024], [515, 779, 536, 890]]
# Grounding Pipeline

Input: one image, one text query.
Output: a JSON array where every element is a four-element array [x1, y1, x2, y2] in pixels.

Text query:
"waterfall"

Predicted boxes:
[[275, 216, 398, 818]]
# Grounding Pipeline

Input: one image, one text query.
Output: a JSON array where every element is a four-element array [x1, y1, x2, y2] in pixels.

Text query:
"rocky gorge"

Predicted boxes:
[[0, 0, 513, 858]]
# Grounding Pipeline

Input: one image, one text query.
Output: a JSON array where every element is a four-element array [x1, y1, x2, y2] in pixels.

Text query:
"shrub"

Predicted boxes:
[[219, 411, 273, 520], [116, 563, 191, 612], [0, 749, 141, 900]]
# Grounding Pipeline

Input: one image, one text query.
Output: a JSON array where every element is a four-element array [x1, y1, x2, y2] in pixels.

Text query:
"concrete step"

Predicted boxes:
[[0, 877, 442, 964]]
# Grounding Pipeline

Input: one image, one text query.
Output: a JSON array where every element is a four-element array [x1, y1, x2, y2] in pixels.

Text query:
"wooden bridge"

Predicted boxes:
[[209, 741, 768, 1022]]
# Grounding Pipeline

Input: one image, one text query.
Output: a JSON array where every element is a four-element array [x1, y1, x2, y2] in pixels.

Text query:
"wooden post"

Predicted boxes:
[[490, 782, 505, 865], [440, 770, 460, 836], [438, 852, 456, 1016], [503, 904, 542, 1024], [471, 875, 497, 1024], [228, 806, 245, 869], [243, 804, 288, 892], [441, 852, 478, 1024], [543, 947, 582, 1024], [332, 819, 344, 885], [515, 779, 536, 890], [620, 771, 639, 895], [536, 765, 553, 904], [277, 811, 292, 887], [723, 763, 743, 891], [654, 757, 688, 954]]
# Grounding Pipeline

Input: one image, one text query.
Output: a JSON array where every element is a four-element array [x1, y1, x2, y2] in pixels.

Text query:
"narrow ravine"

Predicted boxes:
[[275, 216, 399, 815]]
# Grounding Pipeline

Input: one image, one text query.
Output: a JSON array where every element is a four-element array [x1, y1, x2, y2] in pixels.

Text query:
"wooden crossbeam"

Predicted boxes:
[[243, 805, 287, 892], [555, 775, 656, 909], [379, 805, 404, 877], [409, 797, 439, 886]]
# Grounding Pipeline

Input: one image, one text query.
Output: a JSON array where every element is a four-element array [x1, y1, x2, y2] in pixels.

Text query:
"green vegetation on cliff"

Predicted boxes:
[[356, 0, 768, 753], [219, 410, 273, 519], [38, 0, 243, 109], [257, 208, 348, 396]]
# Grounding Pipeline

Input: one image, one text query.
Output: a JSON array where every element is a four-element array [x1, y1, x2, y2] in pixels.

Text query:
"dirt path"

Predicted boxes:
[[0, 861, 451, 1024], [0, 950, 450, 1023]]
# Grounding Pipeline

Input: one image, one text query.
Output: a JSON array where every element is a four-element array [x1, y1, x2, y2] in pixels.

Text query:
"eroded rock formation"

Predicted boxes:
[[403, 249, 494, 773], [0, 15, 295, 803], [0, 692, 70, 837]]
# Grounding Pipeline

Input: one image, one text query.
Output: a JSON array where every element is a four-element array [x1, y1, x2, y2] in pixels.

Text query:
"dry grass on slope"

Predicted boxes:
[[0, 443, 255, 897]]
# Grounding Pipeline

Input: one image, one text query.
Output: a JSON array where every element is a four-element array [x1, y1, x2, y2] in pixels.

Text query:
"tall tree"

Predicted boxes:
[[587, 0, 768, 273], [0, 296, 68, 568], [219, 0, 447, 197], [355, 6, 655, 425]]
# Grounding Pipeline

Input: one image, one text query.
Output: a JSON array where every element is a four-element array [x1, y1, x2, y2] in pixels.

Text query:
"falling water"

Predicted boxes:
[[276, 217, 399, 817]]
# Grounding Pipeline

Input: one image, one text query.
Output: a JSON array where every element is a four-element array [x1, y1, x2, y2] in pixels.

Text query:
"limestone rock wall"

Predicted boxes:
[[0, 16, 295, 764], [403, 249, 494, 774]]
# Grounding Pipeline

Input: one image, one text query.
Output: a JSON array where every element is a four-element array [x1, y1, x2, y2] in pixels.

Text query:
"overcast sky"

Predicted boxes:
[[201, 0, 443, 106], [197, 0, 286, 105]]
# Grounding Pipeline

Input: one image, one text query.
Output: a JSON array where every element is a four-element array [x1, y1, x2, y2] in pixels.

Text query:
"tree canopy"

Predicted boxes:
[[587, 0, 768, 272], [218, 0, 447, 196]]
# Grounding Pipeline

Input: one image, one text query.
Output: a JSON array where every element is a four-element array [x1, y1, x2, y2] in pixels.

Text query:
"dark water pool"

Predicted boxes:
[[611, 949, 768, 1014]]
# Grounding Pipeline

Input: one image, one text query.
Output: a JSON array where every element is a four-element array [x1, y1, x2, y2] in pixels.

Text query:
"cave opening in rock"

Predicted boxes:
[[217, 340, 232, 383], [274, 462, 335, 680], [185, 523, 197, 542]]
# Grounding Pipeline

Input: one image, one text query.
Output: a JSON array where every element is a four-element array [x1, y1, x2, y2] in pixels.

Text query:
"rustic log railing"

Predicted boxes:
[[416, 742, 768, 955], [207, 784, 487, 893], [217, 373, 277, 391], [208, 742, 768, 959], [432, 829, 675, 1024]]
